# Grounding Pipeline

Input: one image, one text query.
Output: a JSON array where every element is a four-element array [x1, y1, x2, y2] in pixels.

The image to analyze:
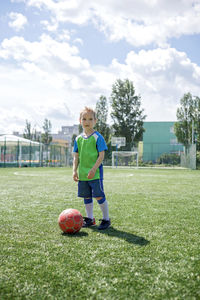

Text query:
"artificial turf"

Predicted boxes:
[[0, 167, 199, 299]]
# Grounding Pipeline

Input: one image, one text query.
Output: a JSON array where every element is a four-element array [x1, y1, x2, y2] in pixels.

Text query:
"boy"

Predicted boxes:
[[73, 107, 110, 230]]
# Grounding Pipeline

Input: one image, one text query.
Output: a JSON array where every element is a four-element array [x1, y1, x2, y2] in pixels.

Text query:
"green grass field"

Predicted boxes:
[[0, 167, 200, 300]]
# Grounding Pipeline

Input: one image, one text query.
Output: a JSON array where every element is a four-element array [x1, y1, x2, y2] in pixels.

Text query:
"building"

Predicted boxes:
[[51, 125, 79, 147], [12, 125, 79, 147], [142, 122, 184, 162]]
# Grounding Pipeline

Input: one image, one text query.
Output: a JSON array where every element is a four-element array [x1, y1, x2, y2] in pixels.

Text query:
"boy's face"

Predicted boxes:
[[80, 111, 96, 132]]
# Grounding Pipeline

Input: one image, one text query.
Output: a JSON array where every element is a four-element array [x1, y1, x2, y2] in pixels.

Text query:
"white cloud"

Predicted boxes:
[[112, 47, 200, 120], [19, 0, 200, 46], [57, 30, 71, 42], [8, 12, 28, 31], [0, 34, 97, 133], [40, 18, 58, 32], [1, 1, 200, 134], [0, 34, 85, 70], [0, 30, 200, 134], [0, 64, 81, 133], [73, 38, 83, 46], [92, 0, 200, 47]]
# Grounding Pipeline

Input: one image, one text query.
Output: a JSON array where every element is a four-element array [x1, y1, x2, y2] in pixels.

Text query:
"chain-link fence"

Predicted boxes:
[[104, 141, 189, 168], [0, 139, 71, 168], [181, 144, 196, 170], [0, 137, 197, 169]]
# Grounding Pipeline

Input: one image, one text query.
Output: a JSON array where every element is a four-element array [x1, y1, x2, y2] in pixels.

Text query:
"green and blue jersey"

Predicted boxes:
[[73, 131, 107, 181]]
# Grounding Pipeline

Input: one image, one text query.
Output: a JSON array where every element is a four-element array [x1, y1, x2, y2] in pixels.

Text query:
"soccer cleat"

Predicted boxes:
[[98, 219, 111, 230], [82, 217, 96, 227]]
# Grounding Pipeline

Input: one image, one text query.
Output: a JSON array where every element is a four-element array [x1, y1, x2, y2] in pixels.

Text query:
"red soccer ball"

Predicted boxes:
[[58, 208, 83, 234]]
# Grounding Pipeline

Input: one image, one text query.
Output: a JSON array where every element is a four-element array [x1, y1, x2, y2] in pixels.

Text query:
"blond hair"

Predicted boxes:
[[79, 106, 96, 120]]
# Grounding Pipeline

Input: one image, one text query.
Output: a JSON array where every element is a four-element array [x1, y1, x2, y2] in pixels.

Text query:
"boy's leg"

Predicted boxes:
[[89, 180, 110, 230], [90, 179, 109, 220], [84, 198, 93, 219], [78, 181, 96, 227], [96, 197, 111, 230], [83, 198, 96, 227], [96, 197, 109, 221]]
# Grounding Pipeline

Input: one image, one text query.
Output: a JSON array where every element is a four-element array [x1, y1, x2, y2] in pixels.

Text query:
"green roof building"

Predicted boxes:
[[143, 122, 184, 162]]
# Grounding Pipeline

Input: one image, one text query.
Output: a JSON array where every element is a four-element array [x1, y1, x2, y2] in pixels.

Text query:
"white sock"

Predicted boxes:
[[85, 202, 93, 219], [98, 200, 109, 220]]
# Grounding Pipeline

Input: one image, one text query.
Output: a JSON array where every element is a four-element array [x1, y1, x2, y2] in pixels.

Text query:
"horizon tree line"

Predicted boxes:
[[23, 78, 200, 152]]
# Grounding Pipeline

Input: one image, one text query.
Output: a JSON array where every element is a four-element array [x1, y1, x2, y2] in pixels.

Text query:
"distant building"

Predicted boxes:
[[51, 125, 79, 147], [142, 122, 184, 162], [11, 125, 79, 147], [13, 131, 21, 136]]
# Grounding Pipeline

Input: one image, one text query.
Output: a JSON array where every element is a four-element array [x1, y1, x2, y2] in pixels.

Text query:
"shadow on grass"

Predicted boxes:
[[61, 231, 88, 238], [89, 226, 150, 246]]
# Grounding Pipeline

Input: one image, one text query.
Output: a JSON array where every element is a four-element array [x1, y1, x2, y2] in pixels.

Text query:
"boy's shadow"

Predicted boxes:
[[90, 226, 150, 246]]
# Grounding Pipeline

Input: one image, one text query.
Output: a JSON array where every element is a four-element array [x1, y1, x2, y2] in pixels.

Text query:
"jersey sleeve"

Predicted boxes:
[[73, 139, 78, 153], [96, 134, 108, 152]]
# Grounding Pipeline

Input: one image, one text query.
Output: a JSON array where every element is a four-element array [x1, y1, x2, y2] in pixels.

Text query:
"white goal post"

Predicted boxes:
[[112, 151, 139, 168]]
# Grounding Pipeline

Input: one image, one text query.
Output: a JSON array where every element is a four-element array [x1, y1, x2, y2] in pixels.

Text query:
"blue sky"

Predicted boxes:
[[0, 0, 200, 134]]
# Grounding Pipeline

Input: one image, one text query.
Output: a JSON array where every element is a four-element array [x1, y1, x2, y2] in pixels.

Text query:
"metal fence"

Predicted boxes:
[[103, 142, 186, 167], [181, 144, 196, 170], [0, 138, 197, 169], [0, 140, 71, 168]]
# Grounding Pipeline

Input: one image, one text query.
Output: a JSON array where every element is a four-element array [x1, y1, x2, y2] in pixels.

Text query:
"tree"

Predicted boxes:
[[41, 119, 52, 145], [32, 128, 41, 143], [95, 95, 110, 143], [23, 120, 33, 140], [110, 79, 146, 147], [71, 134, 77, 148], [193, 95, 200, 150], [23, 120, 41, 142], [174, 93, 200, 150]]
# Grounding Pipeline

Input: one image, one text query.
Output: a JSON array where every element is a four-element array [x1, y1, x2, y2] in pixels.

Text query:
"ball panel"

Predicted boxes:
[[59, 214, 67, 223], [73, 224, 81, 232], [65, 227, 75, 234], [65, 218, 74, 228], [59, 223, 67, 232], [73, 214, 82, 223]]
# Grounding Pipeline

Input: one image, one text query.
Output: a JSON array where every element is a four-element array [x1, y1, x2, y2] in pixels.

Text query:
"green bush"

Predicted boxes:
[[157, 153, 180, 165]]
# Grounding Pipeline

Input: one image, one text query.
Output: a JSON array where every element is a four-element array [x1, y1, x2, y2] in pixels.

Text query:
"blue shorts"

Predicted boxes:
[[78, 179, 105, 198]]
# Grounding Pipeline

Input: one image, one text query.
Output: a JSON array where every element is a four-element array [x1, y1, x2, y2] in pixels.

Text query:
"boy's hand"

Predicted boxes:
[[87, 168, 96, 179], [73, 171, 79, 182]]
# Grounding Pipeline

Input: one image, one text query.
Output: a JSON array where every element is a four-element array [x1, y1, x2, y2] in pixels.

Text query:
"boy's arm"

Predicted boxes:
[[73, 152, 79, 182], [87, 151, 105, 180]]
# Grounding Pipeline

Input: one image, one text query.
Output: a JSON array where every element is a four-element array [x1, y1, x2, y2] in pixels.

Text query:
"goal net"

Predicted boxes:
[[112, 151, 139, 168]]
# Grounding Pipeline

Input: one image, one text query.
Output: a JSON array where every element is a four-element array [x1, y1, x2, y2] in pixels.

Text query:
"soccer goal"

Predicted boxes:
[[112, 151, 139, 168]]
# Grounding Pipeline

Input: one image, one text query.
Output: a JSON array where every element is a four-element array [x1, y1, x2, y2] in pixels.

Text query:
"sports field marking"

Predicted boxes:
[[13, 171, 55, 177]]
